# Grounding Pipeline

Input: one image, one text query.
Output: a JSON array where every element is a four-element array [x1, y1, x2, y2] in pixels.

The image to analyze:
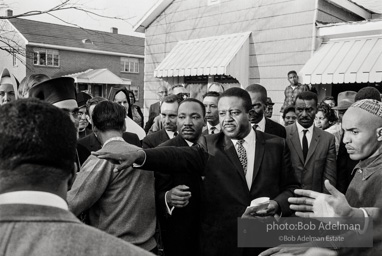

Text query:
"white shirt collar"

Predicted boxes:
[[252, 115, 266, 132], [165, 130, 177, 139], [231, 127, 256, 146], [184, 139, 194, 147], [295, 121, 314, 134], [0, 191, 68, 210], [207, 123, 221, 133], [102, 136, 125, 147]]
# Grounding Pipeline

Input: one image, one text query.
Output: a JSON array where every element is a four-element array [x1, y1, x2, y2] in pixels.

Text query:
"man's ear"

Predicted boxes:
[[377, 127, 382, 141]]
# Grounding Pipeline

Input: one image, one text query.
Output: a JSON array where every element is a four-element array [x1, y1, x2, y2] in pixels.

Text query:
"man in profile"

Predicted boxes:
[[68, 101, 156, 252], [0, 99, 151, 256], [145, 85, 168, 133]]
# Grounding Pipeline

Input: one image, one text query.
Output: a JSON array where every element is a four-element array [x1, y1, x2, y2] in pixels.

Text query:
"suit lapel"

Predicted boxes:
[[252, 130, 264, 184], [264, 118, 273, 134], [223, 135, 247, 184], [289, 124, 305, 164], [305, 127, 320, 164]]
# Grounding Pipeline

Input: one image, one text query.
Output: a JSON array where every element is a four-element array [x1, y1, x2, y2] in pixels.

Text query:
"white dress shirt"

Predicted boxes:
[[295, 121, 314, 148], [231, 128, 256, 189], [0, 191, 68, 210], [252, 116, 266, 132], [165, 130, 177, 139], [207, 123, 221, 134]]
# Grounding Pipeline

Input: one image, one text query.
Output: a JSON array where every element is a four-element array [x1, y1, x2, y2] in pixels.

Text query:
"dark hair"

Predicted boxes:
[[179, 98, 206, 117], [92, 101, 126, 132], [322, 96, 335, 103], [161, 94, 182, 108], [287, 70, 297, 77], [355, 87, 381, 102], [317, 103, 338, 123], [203, 91, 220, 99], [0, 99, 77, 185], [295, 91, 318, 105], [19, 74, 50, 98], [219, 87, 252, 112], [245, 84, 267, 104], [107, 87, 133, 119], [85, 96, 107, 115], [282, 105, 296, 119]]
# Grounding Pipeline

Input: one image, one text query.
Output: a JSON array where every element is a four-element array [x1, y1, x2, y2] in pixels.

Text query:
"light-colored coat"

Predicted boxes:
[[286, 124, 336, 193], [0, 204, 153, 256]]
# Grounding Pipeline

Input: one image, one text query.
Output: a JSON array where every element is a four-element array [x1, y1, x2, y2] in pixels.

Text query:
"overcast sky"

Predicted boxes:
[[2, 0, 158, 36]]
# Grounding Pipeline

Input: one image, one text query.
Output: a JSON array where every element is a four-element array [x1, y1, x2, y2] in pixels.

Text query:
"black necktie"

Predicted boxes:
[[173, 131, 178, 138], [210, 126, 216, 134], [302, 129, 308, 161], [254, 124, 259, 130]]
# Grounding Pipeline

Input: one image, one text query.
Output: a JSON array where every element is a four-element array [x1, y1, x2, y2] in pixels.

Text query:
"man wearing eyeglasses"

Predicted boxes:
[[29, 77, 90, 166], [245, 84, 286, 139]]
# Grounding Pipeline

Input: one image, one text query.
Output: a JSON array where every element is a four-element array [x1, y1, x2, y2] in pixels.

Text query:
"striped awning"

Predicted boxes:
[[154, 32, 251, 86], [300, 35, 382, 84]]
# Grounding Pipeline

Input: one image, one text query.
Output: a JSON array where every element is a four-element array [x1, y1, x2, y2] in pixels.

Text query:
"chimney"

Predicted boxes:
[[7, 9, 13, 17], [111, 27, 118, 34]]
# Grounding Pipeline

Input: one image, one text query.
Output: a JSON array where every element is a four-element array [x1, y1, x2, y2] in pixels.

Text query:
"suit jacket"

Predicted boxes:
[[264, 118, 286, 139], [0, 204, 153, 256], [78, 132, 141, 152], [144, 102, 161, 133], [142, 129, 170, 149], [143, 131, 300, 256], [286, 124, 336, 193], [155, 136, 202, 256]]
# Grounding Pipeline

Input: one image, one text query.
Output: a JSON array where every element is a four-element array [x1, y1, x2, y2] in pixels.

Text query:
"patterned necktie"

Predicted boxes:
[[210, 126, 216, 134], [236, 139, 247, 175], [302, 129, 308, 161]]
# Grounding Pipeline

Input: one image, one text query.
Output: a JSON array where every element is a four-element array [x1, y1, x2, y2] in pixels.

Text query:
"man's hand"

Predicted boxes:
[[289, 180, 353, 221], [166, 185, 191, 208], [256, 200, 280, 216], [91, 143, 144, 171]]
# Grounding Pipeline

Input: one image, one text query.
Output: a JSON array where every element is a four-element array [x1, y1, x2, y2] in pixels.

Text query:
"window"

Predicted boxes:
[[121, 57, 139, 73], [33, 48, 60, 67]]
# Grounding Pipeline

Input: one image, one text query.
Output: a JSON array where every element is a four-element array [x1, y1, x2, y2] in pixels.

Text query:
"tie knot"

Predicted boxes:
[[303, 129, 308, 135], [174, 131, 178, 137], [210, 126, 216, 134], [254, 124, 259, 130], [237, 139, 245, 145]]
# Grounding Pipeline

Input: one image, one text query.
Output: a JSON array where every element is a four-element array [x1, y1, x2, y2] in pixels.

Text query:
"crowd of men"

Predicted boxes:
[[1, 66, 382, 256]]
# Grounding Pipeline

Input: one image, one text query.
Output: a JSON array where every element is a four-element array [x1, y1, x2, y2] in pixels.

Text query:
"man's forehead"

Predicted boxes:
[[295, 99, 315, 107], [218, 96, 244, 109], [161, 101, 178, 111], [179, 102, 203, 114], [203, 96, 218, 104]]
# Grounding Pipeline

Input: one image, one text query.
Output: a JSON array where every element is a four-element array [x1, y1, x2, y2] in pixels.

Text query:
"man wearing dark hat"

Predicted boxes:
[[265, 97, 275, 119], [29, 77, 90, 165], [76, 92, 92, 138]]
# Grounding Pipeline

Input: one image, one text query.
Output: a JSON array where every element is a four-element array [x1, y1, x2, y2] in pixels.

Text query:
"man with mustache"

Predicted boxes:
[[286, 91, 336, 193], [202, 91, 221, 135], [155, 98, 206, 256], [245, 84, 286, 138], [93, 87, 300, 256]]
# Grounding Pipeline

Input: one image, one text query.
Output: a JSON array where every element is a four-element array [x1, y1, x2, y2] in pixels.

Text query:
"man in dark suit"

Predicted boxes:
[[94, 88, 300, 256], [156, 98, 205, 256], [0, 99, 152, 256], [245, 84, 286, 138], [78, 97, 140, 151], [286, 91, 336, 193], [202, 91, 221, 135], [145, 85, 168, 133], [142, 94, 180, 149]]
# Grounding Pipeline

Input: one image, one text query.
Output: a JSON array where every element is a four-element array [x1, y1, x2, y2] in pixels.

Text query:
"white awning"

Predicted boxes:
[[154, 32, 251, 87], [65, 68, 131, 85], [300, 35, 382, 84]]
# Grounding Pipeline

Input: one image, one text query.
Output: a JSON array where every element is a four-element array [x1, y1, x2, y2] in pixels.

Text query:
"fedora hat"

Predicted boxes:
[[266, 97, 275, 106], [29, 77, 76, 104], [332, 91, 356, 110]]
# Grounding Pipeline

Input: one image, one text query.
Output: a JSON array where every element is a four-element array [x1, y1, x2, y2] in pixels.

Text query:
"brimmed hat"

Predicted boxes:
[[29, 77, 76, 104], [332, 91, 356, 110], [266, 97, 275, 106], [76, 92, 92, 108]]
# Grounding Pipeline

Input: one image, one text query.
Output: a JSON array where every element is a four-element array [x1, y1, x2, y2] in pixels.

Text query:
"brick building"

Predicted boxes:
[[0, 17, 145, 106]]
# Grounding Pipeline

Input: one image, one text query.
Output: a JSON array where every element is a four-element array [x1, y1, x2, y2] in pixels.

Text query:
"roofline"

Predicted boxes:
[[133, 0, 174, 33], [27, 42, 144, 58], [324, 0, 371, 19], [5, 19, 28, 45], [318, 19, 382, 39]]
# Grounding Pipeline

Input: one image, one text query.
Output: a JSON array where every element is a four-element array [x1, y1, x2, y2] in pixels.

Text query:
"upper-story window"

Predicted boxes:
[[121, 57, 139, 73], [33, 48, 60, 67]]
